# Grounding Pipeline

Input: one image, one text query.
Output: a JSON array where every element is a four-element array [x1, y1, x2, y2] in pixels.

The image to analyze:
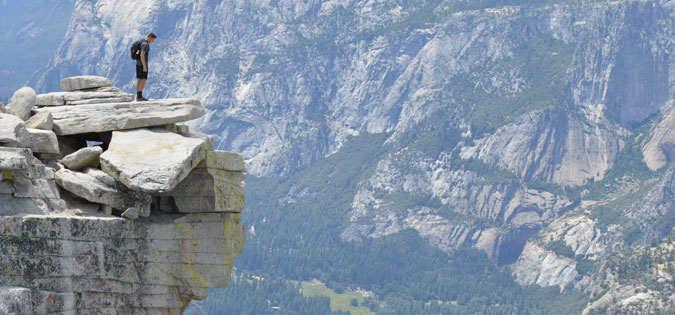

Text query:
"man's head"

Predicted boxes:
[[146, 32, 156, 43]]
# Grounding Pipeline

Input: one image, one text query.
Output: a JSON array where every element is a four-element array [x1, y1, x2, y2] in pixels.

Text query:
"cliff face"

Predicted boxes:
[[31, 0, 674, 178], [0, 76, 246, 314], [30, 0, 675, 312]]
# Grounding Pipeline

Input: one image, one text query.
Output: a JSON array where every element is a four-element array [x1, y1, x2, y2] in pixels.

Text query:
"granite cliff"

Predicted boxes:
[[27, 0, 675, 313], [0, 76, 246, 314]]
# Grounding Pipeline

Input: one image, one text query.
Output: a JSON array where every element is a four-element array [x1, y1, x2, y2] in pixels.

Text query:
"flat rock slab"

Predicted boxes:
[[55, 168, 150, 215], [60, 76, 112, 91], [35, 98, 205, 135], [61, 146, 103, 170], [36, 91, 134, 106], [100, 128, 208, 194], [0, 113, 29, 146]]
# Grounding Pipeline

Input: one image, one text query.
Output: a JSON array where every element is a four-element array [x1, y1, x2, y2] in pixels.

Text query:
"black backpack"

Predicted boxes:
[[130, 39, 146, 60]]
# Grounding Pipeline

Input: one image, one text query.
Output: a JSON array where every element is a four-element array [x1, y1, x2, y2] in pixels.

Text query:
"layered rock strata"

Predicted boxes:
[[0, 76, 246, 314]]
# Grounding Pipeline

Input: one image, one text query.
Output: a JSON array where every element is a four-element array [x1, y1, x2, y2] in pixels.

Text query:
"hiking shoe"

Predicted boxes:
[[136, 97, 149, 102]]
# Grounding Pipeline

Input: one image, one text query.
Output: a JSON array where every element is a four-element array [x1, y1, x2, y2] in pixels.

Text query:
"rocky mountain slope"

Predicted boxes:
[[0, 0, 75, 98], [33, 0, 675, 313], [0, 76, 246, 314]]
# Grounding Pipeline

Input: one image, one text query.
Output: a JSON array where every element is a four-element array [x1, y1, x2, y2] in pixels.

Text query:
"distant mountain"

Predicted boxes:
[[0, 0, 75, 98], [35, 0, 675, 313]]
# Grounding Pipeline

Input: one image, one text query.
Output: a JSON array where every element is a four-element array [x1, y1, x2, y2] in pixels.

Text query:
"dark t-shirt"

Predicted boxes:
[[136, 40, 150, 67]]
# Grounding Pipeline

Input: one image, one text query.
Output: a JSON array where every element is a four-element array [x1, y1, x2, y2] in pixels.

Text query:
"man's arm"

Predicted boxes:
[[141, 51, 148, 71]]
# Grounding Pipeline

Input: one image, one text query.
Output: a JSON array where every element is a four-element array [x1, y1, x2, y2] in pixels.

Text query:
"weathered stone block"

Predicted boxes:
[[100, 128, 208, 194], [60, 76, 112, 91], [55, 168, 151, 215], [163, 167, 246, 213], [25, 112, 54, 130], [36, 91, 134, 106], [7, 87, 36, 120], [196, 150, 245, 171], [0, 147, 32, 170], [0, 160, 55, 180], [0, 194, 50, 215], [12, 178, 61, 199], [26, 128, 60, 154], [0, 113, 30, 146], [169, 168, 246, 196], [35, 92, 67, 106], [173, 195, 246, 213], [61, 146, 103, 170]]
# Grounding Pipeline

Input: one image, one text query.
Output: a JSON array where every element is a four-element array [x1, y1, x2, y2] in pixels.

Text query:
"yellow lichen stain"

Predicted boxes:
[[224, 219, 234, 252], [1, 170, 13, 180], [173, 222, 208, 288], [191, 149, 207, 168]]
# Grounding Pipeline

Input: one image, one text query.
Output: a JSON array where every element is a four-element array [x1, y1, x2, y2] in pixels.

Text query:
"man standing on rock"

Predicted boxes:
[[135, 32, 156, 101]]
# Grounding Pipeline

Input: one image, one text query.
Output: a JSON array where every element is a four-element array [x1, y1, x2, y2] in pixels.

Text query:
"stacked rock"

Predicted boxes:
[[0, 76, 246, 314]]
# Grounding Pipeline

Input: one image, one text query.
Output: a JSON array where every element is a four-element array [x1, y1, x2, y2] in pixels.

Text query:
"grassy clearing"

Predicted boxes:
[[298, 279, 374, 315]]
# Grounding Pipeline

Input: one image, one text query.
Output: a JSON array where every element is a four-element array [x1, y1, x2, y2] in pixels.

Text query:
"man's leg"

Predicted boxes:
[[138, 79, 147, 93], [136, 79, 147, 100], [135, 65, 149, 100]]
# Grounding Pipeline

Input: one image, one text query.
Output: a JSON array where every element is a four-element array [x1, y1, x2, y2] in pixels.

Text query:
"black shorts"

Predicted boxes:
[[136, 65, 148, 79]]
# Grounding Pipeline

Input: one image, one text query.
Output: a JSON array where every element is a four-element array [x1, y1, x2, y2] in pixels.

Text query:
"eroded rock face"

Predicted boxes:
[[0, 213, 245, 313], [512, 242, 578, 289], [460, 109, 622, 186], [0, 77, 246, 314], [341, 149, 573, 263], [643, 106, 675, 170]]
